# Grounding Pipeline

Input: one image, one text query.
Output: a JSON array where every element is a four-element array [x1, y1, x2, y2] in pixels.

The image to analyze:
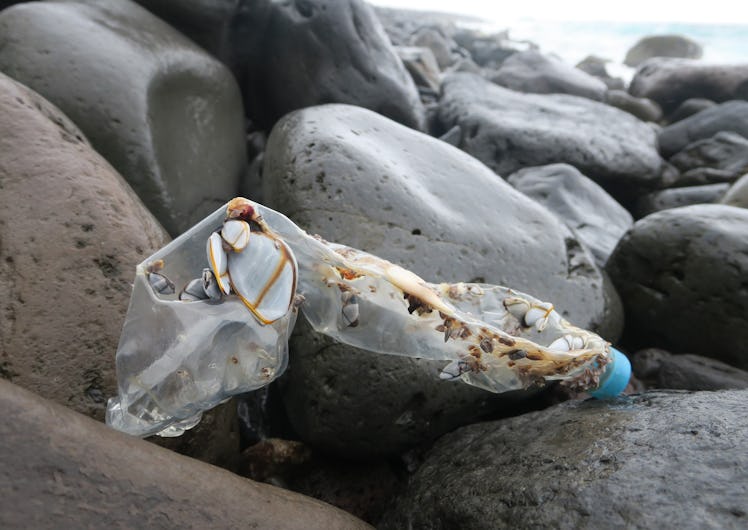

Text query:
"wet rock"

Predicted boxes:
[[380, 390, 748, 530], [396, 46, 441, 93], [605, 89, 662, 122], [490, 50, 607, 101], [439, 73, 665, 198], [0, 379, 371, 530], [264, 104, 622, 456], [624, 34, 703, 67], [507, 164, 633, 266], [665, 97, 717, 124], [722, 173, 748, 207], [575, 55, 625, 90], [634, 183, 729, 217], [606, 204, 748, 368], [632, 348, 748, 391], [669, 131, 748, 180], [658, 100, 748, 157], [410, 26, 455, 69], [0, 0, 246, 236], [629, 59, 748, 115], [0, 72, 168, 421]]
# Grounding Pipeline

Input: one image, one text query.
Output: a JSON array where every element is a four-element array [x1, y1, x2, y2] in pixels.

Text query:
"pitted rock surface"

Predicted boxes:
[[439, 73, 665, 199], [0, 0, 246, 235], [380, 390, 748, 530], [263, 104, 622, 455], [0, 72, 168, 420], [607, 204, 748, 368]]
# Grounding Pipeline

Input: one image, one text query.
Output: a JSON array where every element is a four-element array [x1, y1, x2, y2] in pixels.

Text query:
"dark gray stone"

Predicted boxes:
[[410, 26, 455, 69], [665, 97, 717, 124], [507, 164, 633, 266], [670, 131, 748, 180], [380, 390, 748, 530], [605, 89, 662, 122], [490, 50, 607, 101], [658, 100, 748, 157], [634, 183, 730, 217], [629, 59, 748, 115], [396, 46, 441, 93], [632, 348, 748, 390], [606, 204, 748, 368], [453, 29, 534, 68], [576, 55, 625, 90], [263, 104, 622, 456], [439, 73, 665, 198], [0, 0, 246, 236], [0, 379, 371, 530], [624, 34, 703, 67], [722, 173, 748, 207]]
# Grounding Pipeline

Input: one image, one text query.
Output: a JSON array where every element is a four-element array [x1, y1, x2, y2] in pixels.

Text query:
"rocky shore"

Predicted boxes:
[[1, 1, 747, 528]]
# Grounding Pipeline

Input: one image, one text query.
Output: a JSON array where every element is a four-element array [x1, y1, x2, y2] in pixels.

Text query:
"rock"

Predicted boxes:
[[658, 100, 748, 157], [634, 183, 729, 217], [410, 26, 455, 69], [507, 164, 633, 266], [439, 73, 665, 198], [722, 173, 748, 207], [380, 389, 748, 529], [0, 72, 168, 420], [139, 0, 425, 131], [396, 46, 441, 93], [624, 34, 703, 67], [629, 59, 748, 115], [632, 348, 748, 391], [0, 379, 371, 529], [669, 131, 748, 180], [606, 204, 748, 368], [575, 55, 625, 90], [490, 50, 607, 101], [605, 89, 663, 122], [453, 29, 534, 68], [263, 104, 622, 456], [0, 0, 246, 236], [665, 97, 717, 124]]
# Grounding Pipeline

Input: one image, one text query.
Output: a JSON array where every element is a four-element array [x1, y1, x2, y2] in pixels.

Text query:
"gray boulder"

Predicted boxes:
[[629, 59, 748, 114], [665, 97, 717, 124], [624, 34, 703, 67], [507, 164, 633, 266], [0, 0, 246, 236], [632, 348, 748, 390], [263, 104, 622, 456], [0, 379, 371, 530], [439, 73, 665, 198], [381, 390, 748, 530], [605, 89, 662, 122], [607, 204, 748, 368], [634, 183, 729, 217], [139, 0, 425, 131], [410, 26, 455, 69], [575, 55, 625, 90], [658, 101, 748, 157], [490, 50, 607, 101], [722, 173, 748, 207], [396, 46, 441, 93], [670, 131, 748, 180]]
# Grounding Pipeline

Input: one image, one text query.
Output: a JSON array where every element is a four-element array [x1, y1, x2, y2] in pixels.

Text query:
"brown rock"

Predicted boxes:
[[0, 73, 169, 420], [0, 379, 372, 529]]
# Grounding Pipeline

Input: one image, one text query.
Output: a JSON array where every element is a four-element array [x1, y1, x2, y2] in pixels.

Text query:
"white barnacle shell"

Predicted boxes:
[[548, 335, 574, 352], [180, 278, 208, 301], [227, 232, 297, 324], [221, 219, 250, 252], [207, 231, 231, 295]]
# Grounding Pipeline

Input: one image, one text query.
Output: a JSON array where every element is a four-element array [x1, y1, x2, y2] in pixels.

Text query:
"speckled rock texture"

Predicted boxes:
[[0, 72, 168, 420], [630, 59, 748, 115], [507, 163, 633, 266], [439, 73, 666, 199], [380, 390, 748, 529], [606, 204, 748, 368], [0, 379, 372, 530], [263, 103, 622, 456], [0, 0, 246, 235]]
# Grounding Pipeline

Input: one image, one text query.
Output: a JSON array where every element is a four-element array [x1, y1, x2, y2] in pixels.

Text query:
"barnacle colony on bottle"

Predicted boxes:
[[106, 198, 628, 437]]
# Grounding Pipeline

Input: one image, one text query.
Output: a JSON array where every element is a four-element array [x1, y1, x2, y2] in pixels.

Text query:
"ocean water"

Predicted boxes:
[[462, 18, 748, 82]]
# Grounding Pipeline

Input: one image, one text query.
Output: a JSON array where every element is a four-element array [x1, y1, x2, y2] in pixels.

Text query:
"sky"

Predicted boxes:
[[369, 0, 748, 25]]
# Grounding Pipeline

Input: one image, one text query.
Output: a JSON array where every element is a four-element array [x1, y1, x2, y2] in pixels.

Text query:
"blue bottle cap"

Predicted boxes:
[[589, 347, 631, 399]]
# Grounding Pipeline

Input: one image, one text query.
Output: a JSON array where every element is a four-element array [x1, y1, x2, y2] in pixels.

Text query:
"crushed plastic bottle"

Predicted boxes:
[[106, 198, 625, 437]]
